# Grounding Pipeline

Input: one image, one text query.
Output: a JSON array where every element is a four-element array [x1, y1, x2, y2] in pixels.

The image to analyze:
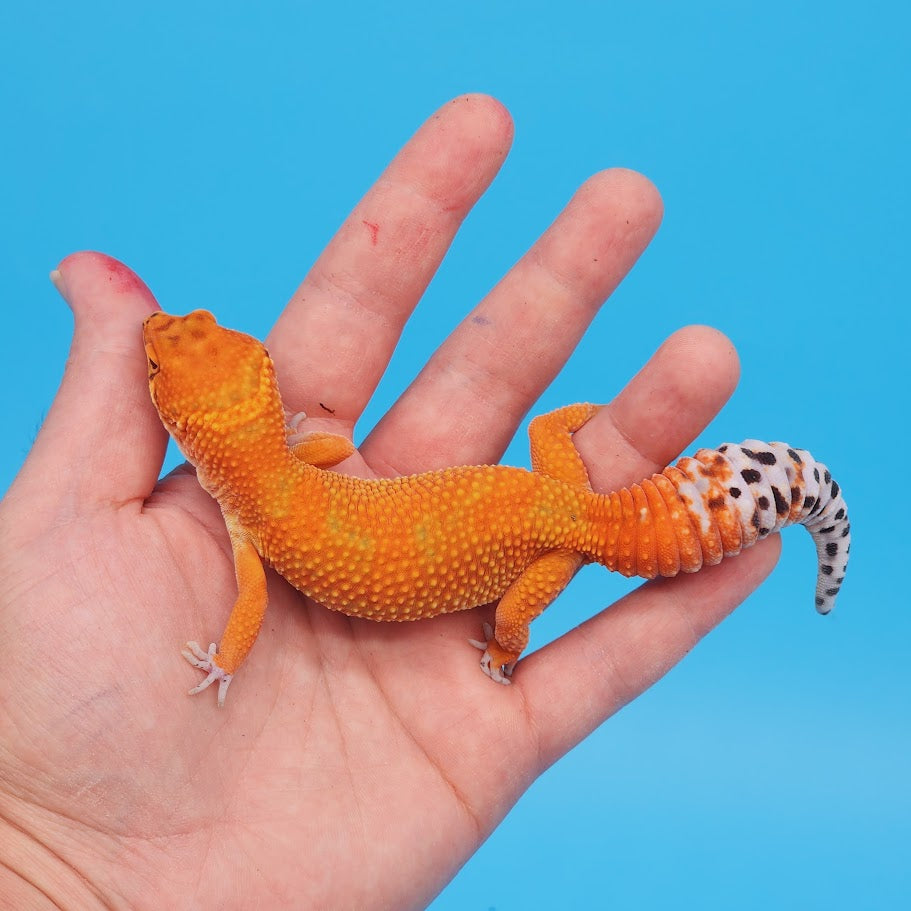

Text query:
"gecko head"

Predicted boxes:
[[142, 309, 274, 429]]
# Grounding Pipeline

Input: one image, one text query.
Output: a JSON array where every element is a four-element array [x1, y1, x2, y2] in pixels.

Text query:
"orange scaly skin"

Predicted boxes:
[[143, 310, 851, 706]]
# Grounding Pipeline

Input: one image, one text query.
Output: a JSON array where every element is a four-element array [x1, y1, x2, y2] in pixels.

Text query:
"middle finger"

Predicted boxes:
[[362, 168, 664, 473]]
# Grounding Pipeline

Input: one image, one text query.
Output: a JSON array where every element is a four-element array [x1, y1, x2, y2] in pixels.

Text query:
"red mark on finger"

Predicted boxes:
[[56, 251, 155, 301], [362, 220, 379, 245], [102, 256, 150, 295]]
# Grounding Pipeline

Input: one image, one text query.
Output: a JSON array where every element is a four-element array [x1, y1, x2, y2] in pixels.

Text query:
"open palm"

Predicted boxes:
[[0, 95, 778, 910]]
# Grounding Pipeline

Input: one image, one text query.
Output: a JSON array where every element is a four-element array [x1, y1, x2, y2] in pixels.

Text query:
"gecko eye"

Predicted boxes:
[[148, 357, 160, 376]]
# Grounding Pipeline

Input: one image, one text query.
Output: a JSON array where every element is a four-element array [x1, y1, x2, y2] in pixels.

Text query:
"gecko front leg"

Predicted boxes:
[[183, 512, 268, 706]]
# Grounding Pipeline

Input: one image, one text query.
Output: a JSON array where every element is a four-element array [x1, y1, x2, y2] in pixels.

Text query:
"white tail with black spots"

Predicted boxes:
[[680, 441, 850, 613]]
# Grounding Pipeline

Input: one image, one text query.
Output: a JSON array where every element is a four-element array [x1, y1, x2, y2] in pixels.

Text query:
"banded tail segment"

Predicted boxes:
[[587, 440, 849, 613]]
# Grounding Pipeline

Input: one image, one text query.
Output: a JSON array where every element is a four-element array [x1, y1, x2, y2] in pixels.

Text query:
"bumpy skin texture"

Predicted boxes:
[[144, 310, 850, 705]]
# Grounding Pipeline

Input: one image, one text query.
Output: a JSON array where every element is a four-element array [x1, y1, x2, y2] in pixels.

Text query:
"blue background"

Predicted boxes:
[[2, 2, 907, 908]]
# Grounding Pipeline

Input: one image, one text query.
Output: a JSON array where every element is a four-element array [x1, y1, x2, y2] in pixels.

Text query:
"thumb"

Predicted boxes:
[[10, 252, 168, 514]]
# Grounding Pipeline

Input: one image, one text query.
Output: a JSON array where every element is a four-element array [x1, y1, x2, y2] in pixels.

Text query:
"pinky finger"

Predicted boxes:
[[520, 535, 782, 770]]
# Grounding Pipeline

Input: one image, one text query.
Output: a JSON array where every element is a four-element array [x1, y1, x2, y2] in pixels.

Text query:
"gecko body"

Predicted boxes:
[[143, 310, 850, 705]]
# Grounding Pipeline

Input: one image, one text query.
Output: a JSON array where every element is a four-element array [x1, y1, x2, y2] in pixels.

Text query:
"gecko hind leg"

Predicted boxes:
[[528, 402, 598, 487], [469, 548, 583, 684]]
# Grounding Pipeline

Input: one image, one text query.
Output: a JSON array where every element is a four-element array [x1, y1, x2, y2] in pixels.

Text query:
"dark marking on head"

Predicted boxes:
[[741, 468, 762, 484]]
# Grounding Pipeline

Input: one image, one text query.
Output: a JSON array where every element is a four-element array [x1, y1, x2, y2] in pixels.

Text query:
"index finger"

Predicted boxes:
[[266, 95, 513, 425]]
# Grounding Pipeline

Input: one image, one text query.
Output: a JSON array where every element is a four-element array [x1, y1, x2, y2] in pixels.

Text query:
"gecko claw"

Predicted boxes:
[[468, 623, 515, 685], [182, 641, 233, 707], [468, 621, 494, 651]]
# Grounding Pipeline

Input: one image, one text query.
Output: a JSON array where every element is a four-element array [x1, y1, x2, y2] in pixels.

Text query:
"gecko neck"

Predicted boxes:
[[178, 406, 302, 513]]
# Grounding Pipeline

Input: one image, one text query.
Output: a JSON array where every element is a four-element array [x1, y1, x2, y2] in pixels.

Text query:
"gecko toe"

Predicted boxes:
[[182, 641, 233, 706], [479, 651, 513, 685], [470, 623, 516, 684]]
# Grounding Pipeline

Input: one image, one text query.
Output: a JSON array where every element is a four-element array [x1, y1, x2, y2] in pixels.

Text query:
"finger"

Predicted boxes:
[[509, 322, 744, 763], [574, 323, 741, 491], [10, 252, 166, 512], [523, 534, 782, 770], [361, 169, 664, 473], [266, 94, 514, 426]]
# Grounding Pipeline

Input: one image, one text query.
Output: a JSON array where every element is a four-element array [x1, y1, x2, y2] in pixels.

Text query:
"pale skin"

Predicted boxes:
[[0, 95, 779, 910]]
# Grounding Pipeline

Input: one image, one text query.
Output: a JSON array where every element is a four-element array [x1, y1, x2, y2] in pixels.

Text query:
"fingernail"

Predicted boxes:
[[49, 268, 71, 305]]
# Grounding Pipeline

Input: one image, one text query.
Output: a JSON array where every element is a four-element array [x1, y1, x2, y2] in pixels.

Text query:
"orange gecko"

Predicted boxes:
[[143, 310, 851, 706]]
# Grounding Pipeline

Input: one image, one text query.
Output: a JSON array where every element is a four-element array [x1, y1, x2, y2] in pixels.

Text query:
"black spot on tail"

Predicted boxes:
[[742, 447, 777, 465], [772, 486, 789, 515]]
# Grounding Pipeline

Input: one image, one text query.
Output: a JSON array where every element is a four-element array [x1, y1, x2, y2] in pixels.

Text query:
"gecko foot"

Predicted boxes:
[[468, 623, 517, 685], [182, 641, 233, 707], [285, 410, 309, 445]]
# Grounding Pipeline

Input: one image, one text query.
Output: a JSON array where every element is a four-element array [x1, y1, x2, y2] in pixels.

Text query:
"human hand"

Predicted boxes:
[[0, 95, 779, 910]]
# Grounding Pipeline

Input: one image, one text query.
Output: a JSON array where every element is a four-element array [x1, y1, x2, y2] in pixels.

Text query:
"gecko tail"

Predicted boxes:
[[588, 439, 850, 614], [683, 441, 851, 614], [797, 463, 851, 615]]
